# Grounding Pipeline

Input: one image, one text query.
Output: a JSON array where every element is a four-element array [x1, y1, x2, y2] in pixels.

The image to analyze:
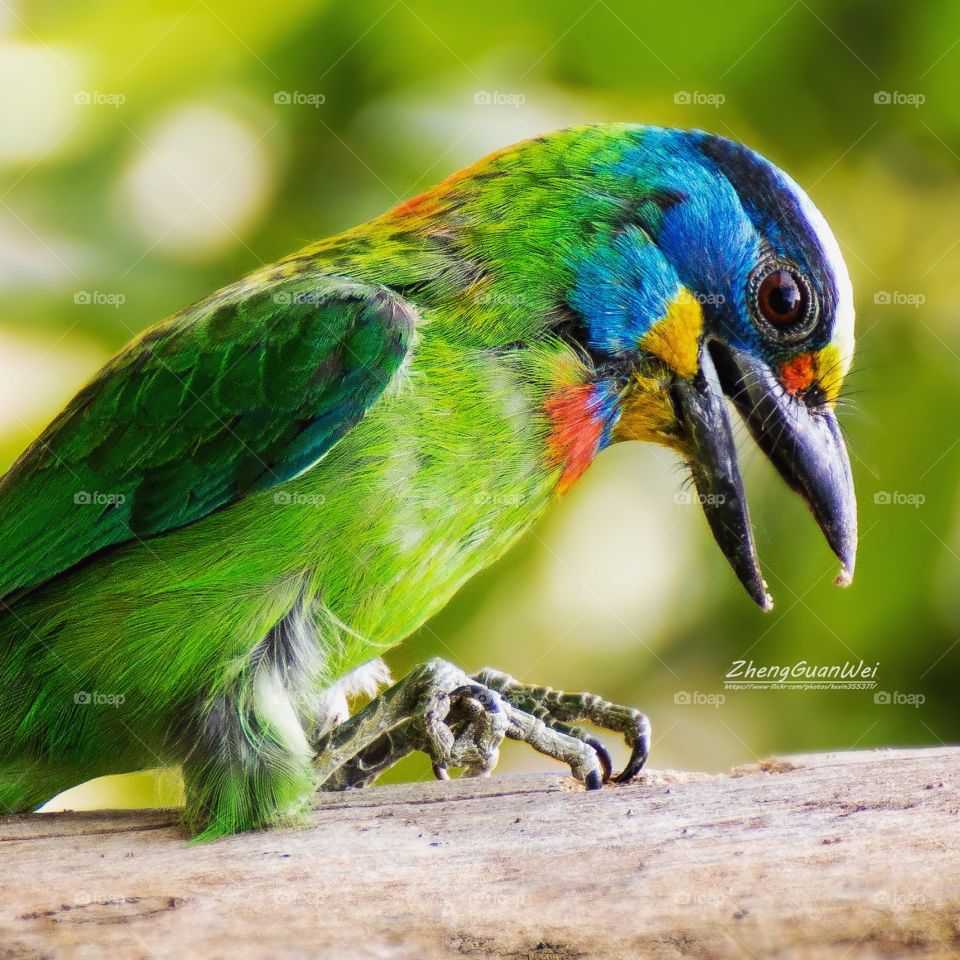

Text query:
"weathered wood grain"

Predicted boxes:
[[1, 747, 958, 959]]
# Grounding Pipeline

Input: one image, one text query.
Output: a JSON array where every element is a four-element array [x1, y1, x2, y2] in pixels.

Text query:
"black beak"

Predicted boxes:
[[710, 341, 857, 586], [671, 343, 771, 610], [672, 340, 857, 610]]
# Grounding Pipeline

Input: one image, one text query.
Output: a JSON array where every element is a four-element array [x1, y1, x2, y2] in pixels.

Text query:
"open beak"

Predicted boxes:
[[671, 340, 857, 610]]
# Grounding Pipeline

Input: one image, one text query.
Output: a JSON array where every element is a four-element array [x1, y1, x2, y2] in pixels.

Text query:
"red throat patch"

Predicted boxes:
[[545, 385, 605, 494]]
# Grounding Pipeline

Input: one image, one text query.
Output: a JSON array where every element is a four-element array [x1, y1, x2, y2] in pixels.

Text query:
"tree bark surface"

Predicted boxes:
[[1, 747, 958, 959]]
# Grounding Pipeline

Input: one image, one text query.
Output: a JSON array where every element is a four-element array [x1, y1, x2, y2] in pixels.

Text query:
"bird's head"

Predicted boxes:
[[555, 126, 856, 609]]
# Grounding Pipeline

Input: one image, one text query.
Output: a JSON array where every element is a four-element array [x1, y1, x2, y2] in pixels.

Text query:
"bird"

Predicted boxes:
[[0, 123, 856, 838]]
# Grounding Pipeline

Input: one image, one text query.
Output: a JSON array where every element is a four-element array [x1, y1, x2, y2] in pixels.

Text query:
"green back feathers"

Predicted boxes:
[[290, 124, 653, 348], [0, 275, 414, 601]]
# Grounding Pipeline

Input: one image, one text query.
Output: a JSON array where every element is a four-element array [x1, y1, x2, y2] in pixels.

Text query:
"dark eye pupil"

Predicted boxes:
[[759, 269, 804, 324], [767, 273, 800, 314]]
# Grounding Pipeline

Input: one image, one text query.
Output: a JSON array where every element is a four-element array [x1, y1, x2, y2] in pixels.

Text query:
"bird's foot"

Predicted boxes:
[[313, 658, 650, 791], [473, 667, 651, 784]]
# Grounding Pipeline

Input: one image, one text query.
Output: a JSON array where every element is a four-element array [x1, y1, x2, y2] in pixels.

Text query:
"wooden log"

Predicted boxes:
[[1, 747, 958, 959]]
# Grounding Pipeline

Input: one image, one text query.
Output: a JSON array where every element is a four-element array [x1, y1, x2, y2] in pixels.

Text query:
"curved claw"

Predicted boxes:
[[614, 713, 652, 784], [582, 735, 614, 783], [614, 747, 647, 784], [432, 763, 451, 781], [584, 769, 603, 791]]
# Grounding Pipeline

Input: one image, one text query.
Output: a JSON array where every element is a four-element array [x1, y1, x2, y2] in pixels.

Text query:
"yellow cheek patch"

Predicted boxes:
[[612, 372, 683, 451], [815, 344, 847, 404], [639, 287, 703, 379]]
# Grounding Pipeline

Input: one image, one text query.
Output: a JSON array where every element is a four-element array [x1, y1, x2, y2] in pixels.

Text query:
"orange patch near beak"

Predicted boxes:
[[779, 352, 816, 396]]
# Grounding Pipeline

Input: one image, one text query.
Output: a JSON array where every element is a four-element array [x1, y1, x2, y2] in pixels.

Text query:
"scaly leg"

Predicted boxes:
[[473, 667, 652, 782], [313, 658, 649, 791]]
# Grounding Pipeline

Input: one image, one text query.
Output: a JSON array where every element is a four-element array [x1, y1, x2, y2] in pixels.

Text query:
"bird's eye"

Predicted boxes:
[[748, 259, 818, 341], [758, 269, 803, 324]]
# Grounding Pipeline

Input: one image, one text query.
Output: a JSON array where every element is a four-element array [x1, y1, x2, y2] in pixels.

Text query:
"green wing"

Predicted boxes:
[[0, 272, 415, 601]]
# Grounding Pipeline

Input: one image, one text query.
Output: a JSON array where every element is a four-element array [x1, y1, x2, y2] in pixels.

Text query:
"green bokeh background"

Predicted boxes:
[[1, 0, 957, 810]]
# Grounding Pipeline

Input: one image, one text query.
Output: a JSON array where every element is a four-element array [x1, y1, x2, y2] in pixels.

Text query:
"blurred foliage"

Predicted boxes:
[[1, 0, 958, 810]]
